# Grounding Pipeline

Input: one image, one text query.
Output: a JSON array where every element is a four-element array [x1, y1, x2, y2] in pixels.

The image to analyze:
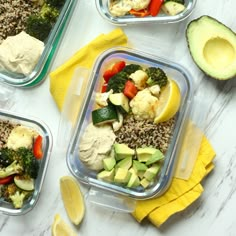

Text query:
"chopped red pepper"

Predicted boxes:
[[101, 83, 108, 93], [123, 80, 138, 99], [149, 0, 164, 17], [33, 135, 43, 159], [129, 9, 150, 17], [103, 61, 126, 83], [0, 175, 13, 185]]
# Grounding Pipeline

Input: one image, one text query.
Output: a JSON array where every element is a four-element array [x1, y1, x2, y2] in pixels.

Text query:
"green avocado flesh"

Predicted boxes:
[[186, 15, 236, 80]]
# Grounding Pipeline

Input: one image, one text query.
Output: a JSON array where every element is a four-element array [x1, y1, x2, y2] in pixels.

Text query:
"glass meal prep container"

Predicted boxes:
[[0, 109, 52, 216], [95, 0, 197, 25], [65, 47, 194, 205], [0, 0, 77, 88]]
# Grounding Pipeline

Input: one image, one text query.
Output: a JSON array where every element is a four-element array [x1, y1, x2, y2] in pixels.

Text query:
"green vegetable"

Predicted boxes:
[[40, 3, 60, 23], [26, 15, 52, 41], [122, 64, 142, 75], [17, 148, 39, 179], [164, 0, 185, 4], [0, 160, 23, 178], [106, 71, 129, 93], [145, 67, 168, 87], [45, 0, 66, 9]]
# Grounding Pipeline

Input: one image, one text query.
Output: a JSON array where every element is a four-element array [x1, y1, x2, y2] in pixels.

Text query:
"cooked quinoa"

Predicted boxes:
[[0, 0, 41, 43], [115, 115, 176, 153], [0, 120, 17, 148]]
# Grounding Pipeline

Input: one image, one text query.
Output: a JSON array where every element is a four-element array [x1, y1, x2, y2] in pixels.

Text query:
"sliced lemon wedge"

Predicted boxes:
[[154, 79, 181, 124], [60, 176, 85, 225], [52, 214, 77, 236]]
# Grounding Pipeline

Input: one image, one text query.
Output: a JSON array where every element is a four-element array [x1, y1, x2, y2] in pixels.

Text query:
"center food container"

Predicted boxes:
[[0, 109, 52, 215], [0, 0, 77, 88], [95, 0, 197, 25], [65, 47, 194, 209]]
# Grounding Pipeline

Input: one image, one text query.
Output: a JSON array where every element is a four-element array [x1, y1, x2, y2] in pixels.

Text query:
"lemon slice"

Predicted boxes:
[[60, 176, 85, 225], [154, 79, 181, 124], [52, 214, 77, 236]]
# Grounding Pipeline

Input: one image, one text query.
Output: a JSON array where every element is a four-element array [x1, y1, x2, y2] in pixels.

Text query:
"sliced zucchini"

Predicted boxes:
[[109, 93, 129, 114], [14, 176, 34, 191], [92, 105, 118, 125]]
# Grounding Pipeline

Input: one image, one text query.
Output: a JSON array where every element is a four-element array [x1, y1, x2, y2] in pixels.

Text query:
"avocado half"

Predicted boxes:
[[186, 15, 236, 80]]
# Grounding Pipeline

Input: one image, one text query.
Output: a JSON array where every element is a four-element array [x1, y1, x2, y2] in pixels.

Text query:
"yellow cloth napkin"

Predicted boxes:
[[49, 28, 216, 228], [49, 28, 128, 111], [132, 136, 215, 227]]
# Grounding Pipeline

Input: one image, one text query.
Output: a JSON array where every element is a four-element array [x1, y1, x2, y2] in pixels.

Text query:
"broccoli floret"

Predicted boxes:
[[45, 0, 66, 9], [17, 148, 39, 179], [106, 71, 129, 93], [122, 64, 142, 75], [40, 3, 60, 23], [9, 190, 30, 209], [0, 160, 23, 178], [26, 15, 52, 41], [145, 67, 168, 88]]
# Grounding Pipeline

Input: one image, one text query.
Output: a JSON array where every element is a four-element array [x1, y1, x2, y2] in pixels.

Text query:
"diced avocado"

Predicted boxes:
[[116, 156, 132, 170], [103, 156, 116, 171], [114, 143, 135, 160], [137, 171, 145, 179], [132, 160, 148, 173], [114, 168, 131, 184], [161, 1, 186, 16], [140, 178, 151, 189], [143, 164, 160, 181], [186, 16, 236, 80], [127, 173, 140, 188], [146, 149, 164, 165], [128, 167, 137, 175], [136, 147, 158, 162], [97, 168, 115, 182]]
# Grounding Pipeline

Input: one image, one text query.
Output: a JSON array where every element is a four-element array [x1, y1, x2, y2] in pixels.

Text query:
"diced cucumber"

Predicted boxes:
[[109, 93, 130, 114], [92, 105, 118, 125]]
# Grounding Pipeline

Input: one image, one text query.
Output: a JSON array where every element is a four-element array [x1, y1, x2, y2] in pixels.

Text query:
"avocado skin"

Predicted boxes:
[[186, 15, 236, 80]]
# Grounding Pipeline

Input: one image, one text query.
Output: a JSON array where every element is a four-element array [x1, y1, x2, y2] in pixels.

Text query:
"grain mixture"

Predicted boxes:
[[0, 0, 41, 43], [115, 115, 176, 153], [0, 120, 17, 148]]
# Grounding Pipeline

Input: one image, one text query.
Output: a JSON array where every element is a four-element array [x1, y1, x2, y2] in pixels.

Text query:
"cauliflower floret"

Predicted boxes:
[[149, 85, 161, 97], [95, 89, 113, 107], [124, 0, 151, 11], [130, 88, 158, 120], [129, 70, 148, 90]]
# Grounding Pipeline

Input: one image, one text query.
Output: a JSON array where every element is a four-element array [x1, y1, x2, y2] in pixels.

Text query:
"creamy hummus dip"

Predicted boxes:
[[79, 123, 116, 171], [7, 125, 38, 150], [0, 31, 44, 75], [109, 0, 151, 16]]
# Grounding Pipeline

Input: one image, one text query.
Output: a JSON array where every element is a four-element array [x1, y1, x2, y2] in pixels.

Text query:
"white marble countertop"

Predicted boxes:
[[1, 0, 236, 235]]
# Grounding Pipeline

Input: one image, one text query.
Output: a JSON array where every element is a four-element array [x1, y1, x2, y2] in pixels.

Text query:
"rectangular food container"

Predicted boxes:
[[0, 109, 52, 215], [0, 0, 78, 88], [95, 0, 197, 25], [65, 47, 194, 205]]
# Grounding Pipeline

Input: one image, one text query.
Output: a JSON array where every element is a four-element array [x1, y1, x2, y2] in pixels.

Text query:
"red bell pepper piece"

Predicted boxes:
[[123, 80, 138, 99], [149, 0, 164, 17], [33, 135, 43, 159], [111, 61, 126, 74], [103, 61, 126, 83], [129, 9, 150, 17], [0, 175, 13, 185], [101, 83, 108, 93]]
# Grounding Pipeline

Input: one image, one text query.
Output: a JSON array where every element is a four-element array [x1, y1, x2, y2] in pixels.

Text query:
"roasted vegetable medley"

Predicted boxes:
[[78, 60, 181, 189], [0, 120, 43, 209], [109, 0, 186, 17]]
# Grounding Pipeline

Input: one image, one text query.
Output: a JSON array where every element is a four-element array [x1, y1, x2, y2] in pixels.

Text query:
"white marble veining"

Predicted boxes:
[[1, 0, 236, 235]]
